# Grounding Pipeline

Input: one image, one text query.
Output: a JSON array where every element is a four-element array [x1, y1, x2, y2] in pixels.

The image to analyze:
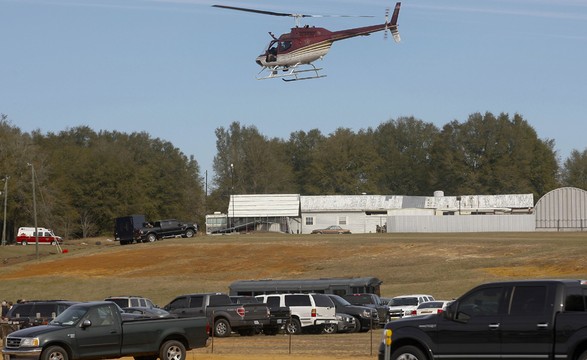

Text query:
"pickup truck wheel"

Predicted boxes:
[[184, 229, 195, 238], [146, 233, 157, 242], [391, 345, 426, 360], [285, 318, 302, 335], [41, 345, 68, 360], [214, 318, 232, 337], [159, 340, 185, 360]]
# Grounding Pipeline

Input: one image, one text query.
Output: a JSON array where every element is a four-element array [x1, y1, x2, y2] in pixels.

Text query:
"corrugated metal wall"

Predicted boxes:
[[388, 214, 536, 233], [535, 187, 587, 231]]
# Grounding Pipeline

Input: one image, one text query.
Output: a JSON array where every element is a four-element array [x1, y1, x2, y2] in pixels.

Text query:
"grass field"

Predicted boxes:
[[1, 231, 586, 359]]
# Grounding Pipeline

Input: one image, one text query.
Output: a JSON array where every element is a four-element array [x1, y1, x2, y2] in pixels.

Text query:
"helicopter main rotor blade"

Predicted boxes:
[[212, 5, 373, 19], [212, 5, 309, 18]]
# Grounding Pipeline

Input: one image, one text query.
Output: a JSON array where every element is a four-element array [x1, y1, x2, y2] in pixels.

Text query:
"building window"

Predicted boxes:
[[305, 217, 314, 225], [338, 217, 347, 225]]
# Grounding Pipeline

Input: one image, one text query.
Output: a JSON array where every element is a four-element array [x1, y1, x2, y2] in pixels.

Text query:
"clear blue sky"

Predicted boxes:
[[2, 0, 586, 185]]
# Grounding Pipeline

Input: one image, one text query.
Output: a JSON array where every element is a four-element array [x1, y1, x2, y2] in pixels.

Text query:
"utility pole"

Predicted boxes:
[[230, 163, 234, 231], [27, 164, 39, 260], [2, 176, 8, 246]]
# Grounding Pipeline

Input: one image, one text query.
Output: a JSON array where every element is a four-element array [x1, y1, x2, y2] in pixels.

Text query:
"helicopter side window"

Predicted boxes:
[[279, 41, 292, 51]]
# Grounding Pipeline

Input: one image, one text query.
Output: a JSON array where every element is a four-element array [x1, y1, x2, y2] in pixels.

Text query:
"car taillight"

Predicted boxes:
[[311, 308, 316, 317], [206, 322, 212, 335], [410, 310, 417, 316], [437, 309, 444, 314], [236, 306, 245, 317]]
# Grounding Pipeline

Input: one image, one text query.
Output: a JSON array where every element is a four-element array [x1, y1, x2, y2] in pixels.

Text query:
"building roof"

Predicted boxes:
[[229, 194, 300, 217]]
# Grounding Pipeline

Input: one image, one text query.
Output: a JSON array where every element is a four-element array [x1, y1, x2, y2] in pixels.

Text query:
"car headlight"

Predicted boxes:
[[360, 310, 371, 318], [20, 338, 40, 347]]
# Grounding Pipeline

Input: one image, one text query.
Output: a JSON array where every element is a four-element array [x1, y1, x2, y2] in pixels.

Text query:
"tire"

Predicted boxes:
[[21, 241, 28, 246], [351, 316, 362, 333], [184, 229, 195, 238], [391, 345, 427, 360], [146, 233, 157, 242], [285, 318, 302, 335], [323, 323, 337, 334], [159, 340, 185, 360], [214, 318, 232, 337], [41, 345, 68, 360], [579, 350, 587, 360], [51, 241, 57, 245]]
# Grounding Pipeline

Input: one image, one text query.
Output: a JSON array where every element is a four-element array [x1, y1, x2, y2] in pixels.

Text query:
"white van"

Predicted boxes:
[[256, 293, 337, 334], [16, 227, 63, 246]]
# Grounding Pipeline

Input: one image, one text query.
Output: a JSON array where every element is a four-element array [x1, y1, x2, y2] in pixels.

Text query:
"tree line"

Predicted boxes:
[[1, 112, 586, 240]]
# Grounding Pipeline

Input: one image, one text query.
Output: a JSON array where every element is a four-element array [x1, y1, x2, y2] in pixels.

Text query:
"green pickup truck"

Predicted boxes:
[[2, 301, 209, 360]]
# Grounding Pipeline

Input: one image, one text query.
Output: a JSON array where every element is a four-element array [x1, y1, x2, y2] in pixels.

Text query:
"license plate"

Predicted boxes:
[[254, 320, 259, 325], [277, 319, 283, 324]]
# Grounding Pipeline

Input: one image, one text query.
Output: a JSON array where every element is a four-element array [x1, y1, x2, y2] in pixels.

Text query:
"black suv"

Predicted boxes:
[[5, 300, 78, 328]]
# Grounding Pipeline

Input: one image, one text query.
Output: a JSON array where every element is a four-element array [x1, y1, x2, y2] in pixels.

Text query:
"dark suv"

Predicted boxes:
[[5, 300, 78, 328]]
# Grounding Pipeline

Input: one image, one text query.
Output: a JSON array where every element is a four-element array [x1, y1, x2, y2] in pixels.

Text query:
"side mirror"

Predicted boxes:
[[81, 319, 92, 328]]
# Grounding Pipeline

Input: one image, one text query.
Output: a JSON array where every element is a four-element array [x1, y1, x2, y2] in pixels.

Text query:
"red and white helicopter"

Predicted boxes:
[[213, 3, 401, 82]]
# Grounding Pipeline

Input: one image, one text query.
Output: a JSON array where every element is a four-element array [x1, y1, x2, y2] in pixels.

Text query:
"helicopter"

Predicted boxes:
[[213, 3, 401, 82]]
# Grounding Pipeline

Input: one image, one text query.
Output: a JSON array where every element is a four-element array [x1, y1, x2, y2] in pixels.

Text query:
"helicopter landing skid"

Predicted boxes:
[[257, 64, 326, 82]]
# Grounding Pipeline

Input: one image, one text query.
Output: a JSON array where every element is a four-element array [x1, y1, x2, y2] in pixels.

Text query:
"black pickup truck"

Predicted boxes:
[[141, 219, 197, 242], [3, 301, 209, 360], [230, 296, 291, 335], [379, 279, 587, 360], [163, 293, 270, 337]]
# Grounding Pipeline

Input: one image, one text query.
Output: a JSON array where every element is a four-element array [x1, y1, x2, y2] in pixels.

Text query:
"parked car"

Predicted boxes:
[[410, 300, 451, 316], [255, 293, 337, 335], [5, 300, 78, 328], [15, 227, 63, 246], [311, 225, 351, 234], [342, 293, 389, 325], [326, 294, 379, 332], [386, 294, 435, 319], [122, 307, 174, 318], [163, 293, 270, 337], [323, 313, 356, 334]]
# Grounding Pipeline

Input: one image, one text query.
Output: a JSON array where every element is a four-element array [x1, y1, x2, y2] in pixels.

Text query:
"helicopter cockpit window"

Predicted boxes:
[[266, 41, 278, 55], [279, 41, 292, 51]]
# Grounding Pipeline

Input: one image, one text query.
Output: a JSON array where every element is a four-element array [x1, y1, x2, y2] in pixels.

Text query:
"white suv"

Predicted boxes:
[[387, 294, 435, 319], [256, 293, 337, 334]]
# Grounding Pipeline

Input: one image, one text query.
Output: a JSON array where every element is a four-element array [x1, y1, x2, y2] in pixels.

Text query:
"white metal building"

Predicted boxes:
[[535, 187, 587, 231], [217, 189, 586, 234]]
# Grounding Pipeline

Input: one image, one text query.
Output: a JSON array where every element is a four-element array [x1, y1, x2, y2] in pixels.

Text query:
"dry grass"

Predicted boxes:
[[1, 232, 586, 359], [1, 232, 586, 304]]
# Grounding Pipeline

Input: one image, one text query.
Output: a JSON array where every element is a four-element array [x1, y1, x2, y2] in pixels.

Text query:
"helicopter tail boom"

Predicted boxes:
[[387, 2, 401, 43]]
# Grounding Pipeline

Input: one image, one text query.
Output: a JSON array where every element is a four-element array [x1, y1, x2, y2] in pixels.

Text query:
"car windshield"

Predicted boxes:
[[50, 306, 87, 326], [389, 298, 418, 306]]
